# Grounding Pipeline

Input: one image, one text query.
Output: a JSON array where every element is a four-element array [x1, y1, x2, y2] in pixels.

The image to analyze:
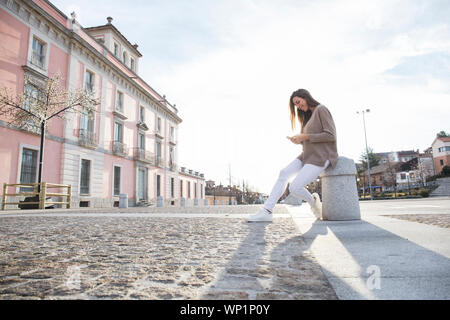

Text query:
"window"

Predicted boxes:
[[188, 181, 191, 199], [400, 173, 406, 180], [80, 108, 94, 133], [114, 121, 123, 143], [19, 148, 38, 192], [130, 58, 135, 71], [116, 91, 123, 112], [80, 159, 91, 195], [180, 179, 183, 198], [170, 126, 174, 141], [169, 146, 174, 166], [31, 37, 45, 68], [123, 51, 127, 64], [156, 140, 161, 165], [114, 42, 119, 56], [157, 117, 161, 133], [157, 174, 161, 197], [441, 160, 445, 166], [24, 83, 42, 111], [139, 106, 145, 123], [439, 146, 450, 152], [195, 182, 197, 198], [113, 166, 121, 196], [138, 132, 145, 149], [171, 178, 174, 198], [201, 184, 203, 199], [85, 70, 94, 92]]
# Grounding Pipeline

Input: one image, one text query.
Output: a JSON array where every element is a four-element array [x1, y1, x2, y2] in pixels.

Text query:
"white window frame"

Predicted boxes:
[[138, 131, 145, 150], [84, 69, 95, 93], [139, 106, 145, 123], [157, 116, 161, 133], [114, 120, 124, 143], [130, 57, 135, 71], [30, 36, 47, 70], [116, 90, 124, 112], [79, 157, 93, 196], [112, 164, 122, 197], [122, 50, 128, 65], [27, 32, 50, 76], [16, 144, 40, 193], [113, 41, 120, 57]]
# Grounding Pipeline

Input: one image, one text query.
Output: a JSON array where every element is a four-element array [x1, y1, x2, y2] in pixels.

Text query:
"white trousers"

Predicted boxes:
[[264, 158, 330, 212]]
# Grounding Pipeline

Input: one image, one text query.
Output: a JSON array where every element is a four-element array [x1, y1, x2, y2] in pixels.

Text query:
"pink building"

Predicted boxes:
[[0, 0, 205, 208]]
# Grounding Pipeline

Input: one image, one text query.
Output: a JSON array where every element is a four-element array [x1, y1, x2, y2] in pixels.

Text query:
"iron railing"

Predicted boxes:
[[133, 148, 155, 164], [78, 129, 98, 149], [113, 141, 128, 157]]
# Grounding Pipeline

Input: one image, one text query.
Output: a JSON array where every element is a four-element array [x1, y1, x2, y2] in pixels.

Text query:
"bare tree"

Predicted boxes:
[[0, 73, 98, 191], [384, 162, 399, 196]]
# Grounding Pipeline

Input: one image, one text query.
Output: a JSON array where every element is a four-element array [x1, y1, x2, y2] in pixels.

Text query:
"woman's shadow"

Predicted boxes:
[[199, 207, 337, 300], [200, 204, 450, 300]]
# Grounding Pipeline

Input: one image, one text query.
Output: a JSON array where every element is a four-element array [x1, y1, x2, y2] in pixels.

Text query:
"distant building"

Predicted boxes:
[[361, 162, 401, 192], [204, 182, 238, 205], [431, 136, 450, 175], [375, 150, 420, 164]]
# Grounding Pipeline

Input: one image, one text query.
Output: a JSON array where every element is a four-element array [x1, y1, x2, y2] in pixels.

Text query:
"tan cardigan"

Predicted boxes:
[[297, 104, 338, 168]]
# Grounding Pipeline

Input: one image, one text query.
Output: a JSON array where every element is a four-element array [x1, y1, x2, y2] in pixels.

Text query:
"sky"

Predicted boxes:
[[51, 0, 450, 194]]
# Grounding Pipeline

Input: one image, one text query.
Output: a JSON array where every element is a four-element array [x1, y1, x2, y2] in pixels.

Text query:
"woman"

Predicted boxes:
[[247, 89, 338, 222]]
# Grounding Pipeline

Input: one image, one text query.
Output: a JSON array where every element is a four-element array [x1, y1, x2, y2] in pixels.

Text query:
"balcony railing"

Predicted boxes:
[[115, 104, 123, 113], [133, 148, 154, 164], [155, 155, 164, 168], [113, 141, 128, 157], [169, 161, 177, 172], [78, 129, 98, 149]]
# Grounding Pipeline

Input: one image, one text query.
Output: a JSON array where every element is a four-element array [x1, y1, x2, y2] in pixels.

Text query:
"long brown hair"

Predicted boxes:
[[289, 89, 320, 131]]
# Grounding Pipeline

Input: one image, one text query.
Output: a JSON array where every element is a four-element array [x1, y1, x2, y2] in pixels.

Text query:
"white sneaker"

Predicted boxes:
[[247, 208, 273, 222], [310, 193, 322, 218]]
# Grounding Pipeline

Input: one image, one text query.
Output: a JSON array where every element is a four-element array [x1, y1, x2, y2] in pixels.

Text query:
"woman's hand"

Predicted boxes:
[[287, 134, 309, 144]]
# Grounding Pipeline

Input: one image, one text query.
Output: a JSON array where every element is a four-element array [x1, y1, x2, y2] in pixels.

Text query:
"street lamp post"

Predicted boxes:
[[357, 109, 373, 200]]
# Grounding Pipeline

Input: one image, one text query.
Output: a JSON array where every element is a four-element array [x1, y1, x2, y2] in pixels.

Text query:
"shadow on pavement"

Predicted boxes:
[[298, 217, 450, 299], [199, 217, 337, 300]]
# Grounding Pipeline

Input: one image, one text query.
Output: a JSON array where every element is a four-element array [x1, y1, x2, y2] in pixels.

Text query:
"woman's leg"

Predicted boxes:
[[263, 158, 303, 213], [288, 160, 329, 204]]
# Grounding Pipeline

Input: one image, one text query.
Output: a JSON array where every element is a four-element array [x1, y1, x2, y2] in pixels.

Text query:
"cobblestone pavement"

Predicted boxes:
[[0, 205, 337, 300], [383, 214, 450, 229]]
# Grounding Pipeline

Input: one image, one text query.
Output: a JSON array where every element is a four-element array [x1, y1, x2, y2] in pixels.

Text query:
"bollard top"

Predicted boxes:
[[320, 156, 357, 177]]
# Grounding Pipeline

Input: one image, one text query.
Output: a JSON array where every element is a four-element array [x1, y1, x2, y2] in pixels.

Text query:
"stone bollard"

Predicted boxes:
[[194, 198, 198, 206], [119, 194, 128, 208], [180, 197, 186, 208], [319, 156, 361, 220], [157, 196, 163, 207]]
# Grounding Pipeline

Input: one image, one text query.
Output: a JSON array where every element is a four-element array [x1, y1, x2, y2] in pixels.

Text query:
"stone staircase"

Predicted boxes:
[[431, 177, 450, 197]]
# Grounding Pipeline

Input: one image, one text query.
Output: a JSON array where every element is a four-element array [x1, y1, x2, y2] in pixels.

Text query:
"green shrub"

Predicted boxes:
[[419, 189, 430, 197], [442, 166, 450, 176]]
